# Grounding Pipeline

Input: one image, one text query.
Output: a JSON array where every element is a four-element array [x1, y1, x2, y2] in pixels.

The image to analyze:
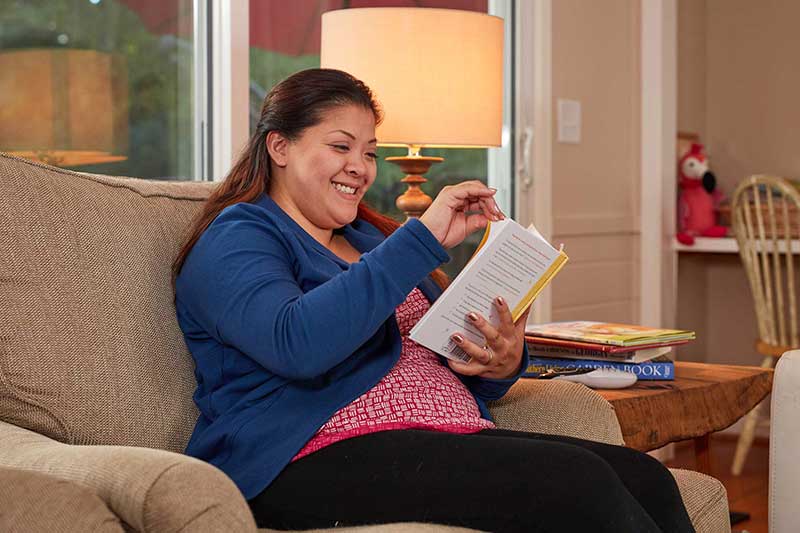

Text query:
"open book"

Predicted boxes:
[[409, 219, 568, 362]]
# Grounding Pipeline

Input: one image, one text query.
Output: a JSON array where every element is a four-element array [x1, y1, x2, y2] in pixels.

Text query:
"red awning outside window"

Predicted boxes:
[[118, 0, 487, 56]]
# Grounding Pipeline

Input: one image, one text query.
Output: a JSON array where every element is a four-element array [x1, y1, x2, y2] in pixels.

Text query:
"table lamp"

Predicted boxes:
[[0, 49, 128, 167], [321, 7, 503, 218]]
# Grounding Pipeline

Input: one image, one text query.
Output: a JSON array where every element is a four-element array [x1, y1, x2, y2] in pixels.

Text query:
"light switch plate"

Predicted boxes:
[[557, 99, 581, 144]]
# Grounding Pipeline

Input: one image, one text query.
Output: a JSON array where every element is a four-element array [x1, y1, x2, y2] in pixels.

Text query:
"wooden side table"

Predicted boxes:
[[597, 361, 773, 474]]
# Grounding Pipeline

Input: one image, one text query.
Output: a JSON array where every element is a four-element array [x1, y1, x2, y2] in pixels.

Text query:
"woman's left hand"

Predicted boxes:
[[447, 296, 530, 379]]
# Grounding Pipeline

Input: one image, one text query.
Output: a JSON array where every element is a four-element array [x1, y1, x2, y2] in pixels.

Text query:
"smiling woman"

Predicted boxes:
[[171, 68, 695, 533], [265, 105, 379, 247]]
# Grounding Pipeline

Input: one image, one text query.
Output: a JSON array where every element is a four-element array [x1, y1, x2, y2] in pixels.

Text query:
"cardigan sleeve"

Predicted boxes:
[[177, 207, 449, 381]]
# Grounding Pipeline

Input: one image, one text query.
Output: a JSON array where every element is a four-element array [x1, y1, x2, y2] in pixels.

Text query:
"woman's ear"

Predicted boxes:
[[266, 131, 289, 167]]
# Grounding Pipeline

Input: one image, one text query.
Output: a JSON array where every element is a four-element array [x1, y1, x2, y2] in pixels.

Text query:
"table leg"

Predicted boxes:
[[694, 434, 711, 474], [692, 434, 750, 525]]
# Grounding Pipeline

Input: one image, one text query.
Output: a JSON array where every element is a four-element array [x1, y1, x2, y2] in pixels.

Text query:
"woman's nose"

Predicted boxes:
[[345, 156, 366, 177]]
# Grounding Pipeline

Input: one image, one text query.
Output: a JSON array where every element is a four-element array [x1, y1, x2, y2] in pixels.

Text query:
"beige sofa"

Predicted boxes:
[[0, 153, 729, 532], [770, 349, 800, 533]]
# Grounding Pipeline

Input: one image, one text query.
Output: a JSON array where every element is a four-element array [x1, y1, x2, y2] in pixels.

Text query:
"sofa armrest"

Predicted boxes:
[[0, 466, 125, 532], [488, 379, 624, 446], [0, 420, 256, 533], [770, 350, 800, 533]]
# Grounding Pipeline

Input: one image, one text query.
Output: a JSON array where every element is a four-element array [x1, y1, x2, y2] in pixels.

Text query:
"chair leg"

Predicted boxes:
[[731, 400, 762, 475], [731, 356, 774, 476]]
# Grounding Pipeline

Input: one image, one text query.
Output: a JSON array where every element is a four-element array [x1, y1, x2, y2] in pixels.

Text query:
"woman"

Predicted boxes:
[[173, 68, 694, 532]]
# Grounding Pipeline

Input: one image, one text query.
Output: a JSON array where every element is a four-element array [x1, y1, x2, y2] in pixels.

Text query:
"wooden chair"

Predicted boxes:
[[730, 175, 800, 475]]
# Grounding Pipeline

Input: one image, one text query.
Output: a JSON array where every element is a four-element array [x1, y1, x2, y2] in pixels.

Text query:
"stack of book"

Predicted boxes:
[[523, 321, 696, 381]]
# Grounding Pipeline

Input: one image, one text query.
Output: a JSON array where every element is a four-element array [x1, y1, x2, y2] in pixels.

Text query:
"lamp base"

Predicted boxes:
[[386, 155, 443, 219]]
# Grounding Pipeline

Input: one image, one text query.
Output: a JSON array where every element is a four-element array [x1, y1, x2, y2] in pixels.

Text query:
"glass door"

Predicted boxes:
[[0, 0, 197, 180]]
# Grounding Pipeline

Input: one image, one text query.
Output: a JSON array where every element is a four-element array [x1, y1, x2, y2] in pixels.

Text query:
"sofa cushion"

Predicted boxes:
[[0, 153, 215, 452]]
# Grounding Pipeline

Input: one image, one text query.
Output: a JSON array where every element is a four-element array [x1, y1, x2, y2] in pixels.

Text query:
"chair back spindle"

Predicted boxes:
[[732, 175, 800, 354]]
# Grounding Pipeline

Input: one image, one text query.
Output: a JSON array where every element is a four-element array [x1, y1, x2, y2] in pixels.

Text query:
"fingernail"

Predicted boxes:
[[495, 296, 505, 306], [488, 187, 497, 193], [467, 312, 479, 323], [451, 333, 464, 344]]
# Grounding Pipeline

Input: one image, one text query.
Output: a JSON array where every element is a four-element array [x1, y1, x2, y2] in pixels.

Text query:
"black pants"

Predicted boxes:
[[249, 429, 695, 532]]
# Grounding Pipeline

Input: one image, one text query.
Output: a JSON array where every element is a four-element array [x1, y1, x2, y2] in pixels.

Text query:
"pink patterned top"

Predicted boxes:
[[292, 287, 495, 461]]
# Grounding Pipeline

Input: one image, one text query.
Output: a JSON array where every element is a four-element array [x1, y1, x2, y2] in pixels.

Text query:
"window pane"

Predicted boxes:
[[0, 0, 195, 180], [249, 0, 491, 278]]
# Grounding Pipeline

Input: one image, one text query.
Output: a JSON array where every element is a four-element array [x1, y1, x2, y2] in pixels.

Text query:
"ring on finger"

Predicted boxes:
[[483, 345, 494, 364]]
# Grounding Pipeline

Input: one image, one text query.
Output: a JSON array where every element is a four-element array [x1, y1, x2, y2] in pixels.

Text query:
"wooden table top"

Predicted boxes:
[[597, 362, 774, 452]]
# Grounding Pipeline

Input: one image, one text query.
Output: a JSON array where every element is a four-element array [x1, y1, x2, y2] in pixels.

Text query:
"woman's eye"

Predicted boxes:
[[331, 144, 349, 152], [367, 152, 378, 160]]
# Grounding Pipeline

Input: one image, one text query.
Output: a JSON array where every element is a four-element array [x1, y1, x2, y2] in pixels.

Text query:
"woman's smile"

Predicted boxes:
[[331, 180, 359, 198]]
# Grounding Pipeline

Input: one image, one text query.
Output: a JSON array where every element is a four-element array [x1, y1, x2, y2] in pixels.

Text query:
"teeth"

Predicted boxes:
[[332, 182, 356, 195]]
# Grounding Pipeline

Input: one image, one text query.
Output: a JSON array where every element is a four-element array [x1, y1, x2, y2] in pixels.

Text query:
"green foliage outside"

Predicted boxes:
[[0, 0, 194, 180]]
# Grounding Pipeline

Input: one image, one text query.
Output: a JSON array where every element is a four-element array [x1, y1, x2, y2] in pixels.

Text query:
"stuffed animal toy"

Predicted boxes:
[[676, 143, 727, 245]]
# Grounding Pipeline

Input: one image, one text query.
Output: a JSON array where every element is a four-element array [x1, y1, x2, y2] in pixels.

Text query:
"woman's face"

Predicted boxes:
[[269, 104, 378, 232]]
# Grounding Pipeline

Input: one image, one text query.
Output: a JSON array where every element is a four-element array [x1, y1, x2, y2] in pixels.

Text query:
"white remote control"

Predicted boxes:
[[553, 368, 638, 389]]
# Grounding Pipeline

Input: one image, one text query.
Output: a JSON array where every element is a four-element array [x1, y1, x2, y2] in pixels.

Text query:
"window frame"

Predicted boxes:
[[193, 0, 211, 181], [488, 0, 515, 216]]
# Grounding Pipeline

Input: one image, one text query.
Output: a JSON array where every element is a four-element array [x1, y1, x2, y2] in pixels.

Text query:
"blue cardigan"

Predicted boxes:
[[174, 194, 528, 499]]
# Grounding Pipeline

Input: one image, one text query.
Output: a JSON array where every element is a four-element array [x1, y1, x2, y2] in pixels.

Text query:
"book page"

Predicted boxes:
[[410, 219, 563, 362]]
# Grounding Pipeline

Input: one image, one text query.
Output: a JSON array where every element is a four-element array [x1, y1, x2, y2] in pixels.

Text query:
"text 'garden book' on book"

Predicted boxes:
[[524, 355, 675, 381], [410, 218, 568, 362]]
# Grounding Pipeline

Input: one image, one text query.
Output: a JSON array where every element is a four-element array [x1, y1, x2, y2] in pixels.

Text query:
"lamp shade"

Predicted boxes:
[[0, 49, 128, 167], [321, 8, 503, 148]]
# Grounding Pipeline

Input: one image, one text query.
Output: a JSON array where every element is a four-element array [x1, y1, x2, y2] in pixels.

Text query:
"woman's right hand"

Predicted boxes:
[[419, 181, 505, 248]]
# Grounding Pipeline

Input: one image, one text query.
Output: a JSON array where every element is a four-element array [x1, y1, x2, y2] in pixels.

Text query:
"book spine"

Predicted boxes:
[[526, 331, 626, 346], [527, 343, 616, 358], [523, 357, 675, 381]]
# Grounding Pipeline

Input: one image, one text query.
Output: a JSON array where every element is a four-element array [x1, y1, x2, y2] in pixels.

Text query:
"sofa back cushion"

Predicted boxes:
[[0, 154, 216, 452]]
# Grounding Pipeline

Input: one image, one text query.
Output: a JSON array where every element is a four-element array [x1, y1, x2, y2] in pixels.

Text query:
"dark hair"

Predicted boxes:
[[172, 68, 449, 289]]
